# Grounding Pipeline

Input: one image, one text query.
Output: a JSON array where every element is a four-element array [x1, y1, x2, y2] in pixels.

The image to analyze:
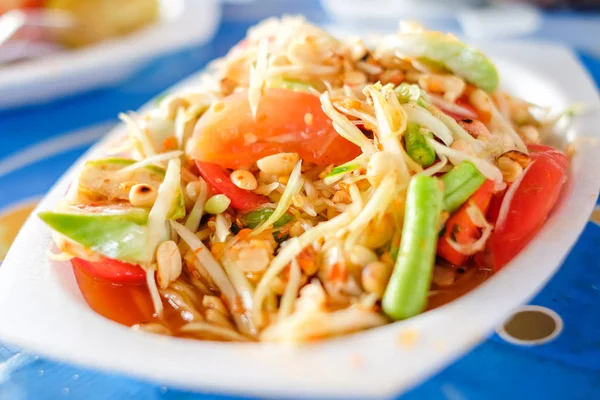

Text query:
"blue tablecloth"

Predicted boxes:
[[1, 5, 599, 400]]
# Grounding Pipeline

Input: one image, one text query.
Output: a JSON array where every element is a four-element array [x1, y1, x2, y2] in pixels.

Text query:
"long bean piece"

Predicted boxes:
[[382, 175, 443, 320], [441, 161, 485, 212], [240, 208, 292, 229], [404, 123, 436, 167]]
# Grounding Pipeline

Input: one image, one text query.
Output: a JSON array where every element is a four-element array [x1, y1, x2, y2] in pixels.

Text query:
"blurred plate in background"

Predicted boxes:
[[321, 0, 542, 39], [0, 0, 220, 110]]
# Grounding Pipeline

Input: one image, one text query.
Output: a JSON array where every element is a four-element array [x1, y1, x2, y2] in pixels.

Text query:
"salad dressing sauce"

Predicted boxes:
[[75, 263, 492, 330], [74, 264, 213, 333], [427, 267, 492, 310]]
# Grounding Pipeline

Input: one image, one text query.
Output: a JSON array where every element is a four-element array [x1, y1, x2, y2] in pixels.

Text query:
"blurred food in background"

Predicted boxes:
[[46, 0, 159, 47], [0, 200, 37, 261], [0, 0, 159, 65]]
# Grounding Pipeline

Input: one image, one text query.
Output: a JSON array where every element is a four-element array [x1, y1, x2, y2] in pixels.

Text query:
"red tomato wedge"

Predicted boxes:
[[1, 0, 45, 13], [440, 99, 478, 121], [438, 96, 492, 125], [486, 188, 506, 224], [488, 145, 568, 270], [73, 263, 154, 326], [195, 161, 268, 211], [72, 257, 146, 284], [186, 88, 361, 169], [437, 180, 495, 266]]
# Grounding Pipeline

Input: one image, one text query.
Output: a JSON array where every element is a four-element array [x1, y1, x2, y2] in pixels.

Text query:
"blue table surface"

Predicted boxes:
[[1, 4, 600, 400]]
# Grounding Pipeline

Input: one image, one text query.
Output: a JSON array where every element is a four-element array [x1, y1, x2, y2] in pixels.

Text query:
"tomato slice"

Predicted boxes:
[[186, 88, 361, 169], [73, 263, 154, 326], [195, 161, 268, 212], [526, 144, 569, 169], [488, 145, 568, 270], [72, 257, 146, 284], [486, 188, 506, 225], [1, 0, 45, 13], [438, 95, 493, 125], [441, 100, 477, 121], [436, 95, 475, 118]]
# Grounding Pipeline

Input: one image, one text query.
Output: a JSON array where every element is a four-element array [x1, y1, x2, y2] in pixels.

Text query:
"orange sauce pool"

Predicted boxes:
[[427, 267, 492, 310], [74, 263, 207, 332], [75, 262, 493, 330]]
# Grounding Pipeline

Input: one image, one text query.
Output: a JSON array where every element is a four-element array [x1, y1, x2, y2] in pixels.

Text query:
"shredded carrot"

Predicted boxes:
[[282, 265, 291, 280], [297, 246, 317, 275], [211, 242, 225, 259], [162, 136, 178, 151], [430, 81, 444, 93], [329, 262, 348, 283], [340, 98, 361, 109], [236, 228, 253, 240]]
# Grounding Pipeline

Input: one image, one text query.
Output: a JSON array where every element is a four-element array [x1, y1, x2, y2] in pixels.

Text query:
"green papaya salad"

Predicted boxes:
[[40, 17, 571, 343]]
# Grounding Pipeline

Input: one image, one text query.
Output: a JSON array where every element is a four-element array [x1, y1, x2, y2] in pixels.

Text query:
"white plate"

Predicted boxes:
[[0, 0, 220, 110], [0, 41, 599, 399]]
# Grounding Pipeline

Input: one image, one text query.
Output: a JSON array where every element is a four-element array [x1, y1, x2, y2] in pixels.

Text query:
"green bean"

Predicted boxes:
[[441, 162, 486, 212], [404, 123, 436, 167], [240, 208, 292, 229], [382, 175, 443, 320]]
